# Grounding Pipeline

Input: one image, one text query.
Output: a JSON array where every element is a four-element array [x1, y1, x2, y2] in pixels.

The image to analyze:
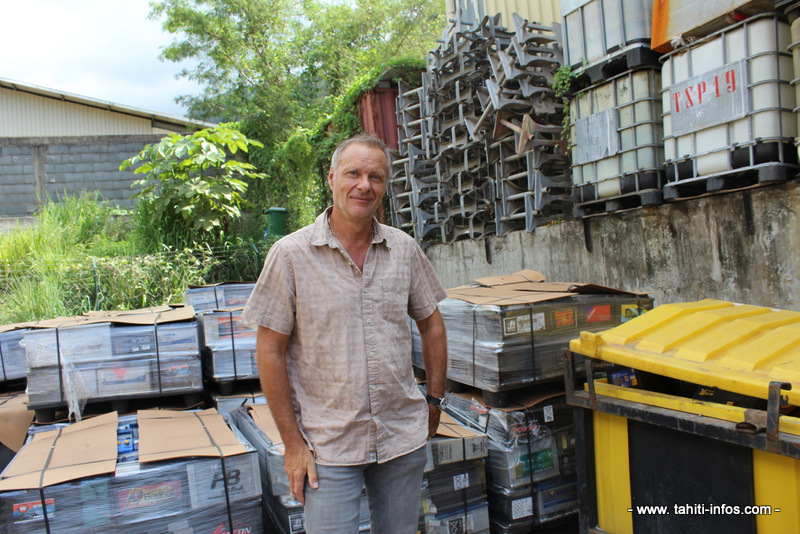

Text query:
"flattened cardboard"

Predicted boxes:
[[427, 412, 488, 469], [0, 412, 118, 490], [137, 408, 247, 463], [452, 385, 564, 414], [246, 404, 284, 451], [18, 306, 197, 330], [446, 269, 647, 306], [471, 269, 547, 286], [0, 392, 34, 452], [0, 322, 29, 334]]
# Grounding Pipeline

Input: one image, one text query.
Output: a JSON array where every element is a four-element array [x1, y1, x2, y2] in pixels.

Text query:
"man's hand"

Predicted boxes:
[[427, 403, 442, 439], [284, 443, 318, 505]]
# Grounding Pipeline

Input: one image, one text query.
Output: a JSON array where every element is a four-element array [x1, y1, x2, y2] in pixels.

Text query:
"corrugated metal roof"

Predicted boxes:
[[446, 0, 561, 26], [0, 77, 216, 137]]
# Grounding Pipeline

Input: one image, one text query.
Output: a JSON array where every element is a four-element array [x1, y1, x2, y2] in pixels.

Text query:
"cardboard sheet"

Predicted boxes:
[[447, 269, 647, 306], [0, 392, 34, 452], [137, 409, 248, 463], [0, 412, 118, 490], [246, 404, 284, 450]]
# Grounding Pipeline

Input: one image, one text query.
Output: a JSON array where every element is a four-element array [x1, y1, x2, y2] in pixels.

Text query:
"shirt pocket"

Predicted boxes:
[[380, 278, 409, 324]]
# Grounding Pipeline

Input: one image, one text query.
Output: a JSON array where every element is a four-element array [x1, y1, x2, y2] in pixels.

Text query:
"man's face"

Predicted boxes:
[[328, 143, 388, 222]]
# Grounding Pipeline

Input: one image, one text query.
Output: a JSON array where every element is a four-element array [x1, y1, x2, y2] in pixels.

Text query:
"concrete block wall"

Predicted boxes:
[[0, 135, 164, 217], [426, 181, 800, 311]]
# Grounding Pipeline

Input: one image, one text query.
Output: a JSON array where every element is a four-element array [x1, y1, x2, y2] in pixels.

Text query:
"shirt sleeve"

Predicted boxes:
[[241, 239, 296, 335], [407, 241, 448, 321]]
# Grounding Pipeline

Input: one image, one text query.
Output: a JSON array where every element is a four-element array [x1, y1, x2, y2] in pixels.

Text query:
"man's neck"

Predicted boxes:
[[328, 210, 373, 245]]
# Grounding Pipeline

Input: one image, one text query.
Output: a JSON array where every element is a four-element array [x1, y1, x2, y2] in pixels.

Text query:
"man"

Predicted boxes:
[[242, 134, 448, 533]]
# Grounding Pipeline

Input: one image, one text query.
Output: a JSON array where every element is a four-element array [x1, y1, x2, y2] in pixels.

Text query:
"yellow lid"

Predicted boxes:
[[570, 299, 800, 403]]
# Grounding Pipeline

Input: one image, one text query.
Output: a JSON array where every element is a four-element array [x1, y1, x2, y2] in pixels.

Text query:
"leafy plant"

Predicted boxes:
[[120, 125, 266, 247]]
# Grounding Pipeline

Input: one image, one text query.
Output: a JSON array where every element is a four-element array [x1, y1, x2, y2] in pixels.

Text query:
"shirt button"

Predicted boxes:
[[369, 352, 376, 357], [366, 317, 372, 324], [370, 386, 377, 391], [363, 288, 369, 294]]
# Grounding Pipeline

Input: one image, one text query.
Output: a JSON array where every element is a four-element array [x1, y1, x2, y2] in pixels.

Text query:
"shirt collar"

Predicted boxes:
[[308, 207, 388, 248]]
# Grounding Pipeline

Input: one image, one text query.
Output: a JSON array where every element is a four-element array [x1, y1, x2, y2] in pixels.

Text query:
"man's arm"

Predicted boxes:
[[415, 308, 447, 438], [256, 325, 318, 505]]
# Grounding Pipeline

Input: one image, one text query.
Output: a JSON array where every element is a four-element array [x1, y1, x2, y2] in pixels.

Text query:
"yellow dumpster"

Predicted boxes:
[[565, 299, 800, 533]]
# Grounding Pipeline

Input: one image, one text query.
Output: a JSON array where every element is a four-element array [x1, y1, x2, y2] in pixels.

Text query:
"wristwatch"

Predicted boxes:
[[425, 394, 447, 411]]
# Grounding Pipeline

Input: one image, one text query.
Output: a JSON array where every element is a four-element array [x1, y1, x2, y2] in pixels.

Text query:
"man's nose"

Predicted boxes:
[[356, 174, 371, 189]]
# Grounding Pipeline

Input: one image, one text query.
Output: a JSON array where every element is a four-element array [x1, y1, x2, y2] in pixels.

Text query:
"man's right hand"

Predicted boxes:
[[284, 444, 318, 505]]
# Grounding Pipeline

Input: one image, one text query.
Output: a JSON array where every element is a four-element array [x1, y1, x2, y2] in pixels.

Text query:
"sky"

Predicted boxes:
[[1, 0, 202, 118]]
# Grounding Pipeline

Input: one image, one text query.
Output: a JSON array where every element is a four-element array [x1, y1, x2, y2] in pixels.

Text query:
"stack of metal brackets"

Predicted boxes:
[[391, 13, 572, 245]]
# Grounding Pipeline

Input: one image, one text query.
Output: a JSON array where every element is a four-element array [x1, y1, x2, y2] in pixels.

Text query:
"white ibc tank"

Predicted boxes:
[[661, 14, 797, 186], [570, 67, 664, 208], [562, 0, 653, 69]]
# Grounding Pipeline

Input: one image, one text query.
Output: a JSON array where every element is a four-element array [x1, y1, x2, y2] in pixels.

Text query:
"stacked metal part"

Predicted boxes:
[[391, 13, 571, 246]]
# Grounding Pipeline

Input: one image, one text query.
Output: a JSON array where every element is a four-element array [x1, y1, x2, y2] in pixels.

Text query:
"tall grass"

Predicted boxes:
[[0, 193, 268, 324]]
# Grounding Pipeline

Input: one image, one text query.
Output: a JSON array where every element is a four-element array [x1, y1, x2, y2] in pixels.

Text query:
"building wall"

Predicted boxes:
[[0, 88, 176, 137], [425, 181, 800, 310], [446, 0, 561, 25], [0, 135, 163, 217]]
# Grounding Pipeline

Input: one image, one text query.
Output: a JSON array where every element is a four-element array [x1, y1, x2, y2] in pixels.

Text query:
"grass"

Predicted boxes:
[[0, 193, 268, 324]]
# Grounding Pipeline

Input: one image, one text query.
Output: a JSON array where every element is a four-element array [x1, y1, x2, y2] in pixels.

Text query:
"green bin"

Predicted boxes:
[[264, 207, 287, 237]]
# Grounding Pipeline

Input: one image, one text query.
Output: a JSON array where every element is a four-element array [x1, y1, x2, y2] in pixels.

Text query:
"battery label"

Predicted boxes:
[[585, 304, 611, 323], [621, 304, 643, 323], [13, 499, 55, 522], [118, 480, 182, 510], [554, 308, 575, 328]]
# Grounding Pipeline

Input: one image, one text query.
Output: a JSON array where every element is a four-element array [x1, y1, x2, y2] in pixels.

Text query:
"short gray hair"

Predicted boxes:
[[330, 135, 392, 178]]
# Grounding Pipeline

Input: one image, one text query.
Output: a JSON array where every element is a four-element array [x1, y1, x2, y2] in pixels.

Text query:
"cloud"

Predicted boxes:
[[0, 0, 202, 117]]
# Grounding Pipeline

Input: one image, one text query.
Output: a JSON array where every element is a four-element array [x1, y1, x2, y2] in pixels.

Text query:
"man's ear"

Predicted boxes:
[[327, 167, 335, 190]]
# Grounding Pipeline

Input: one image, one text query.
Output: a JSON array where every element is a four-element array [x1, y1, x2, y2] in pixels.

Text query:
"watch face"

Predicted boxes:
[[439, 397, 448, 410]]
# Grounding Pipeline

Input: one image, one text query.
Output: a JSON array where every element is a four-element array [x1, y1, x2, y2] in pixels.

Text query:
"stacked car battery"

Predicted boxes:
[[391, 13, 571, 246], [413, 269, 652, 529], [562, 0, 666, 217], [0, 409, 263, 533], [19, 306, 203, 421], [0, 326, 28, 385], [187, 283, 260, 393], [420, 411, 490, 534], [414, 270, 654, 398], [444, 386, 578, 533], [229, 404, 371, 533]]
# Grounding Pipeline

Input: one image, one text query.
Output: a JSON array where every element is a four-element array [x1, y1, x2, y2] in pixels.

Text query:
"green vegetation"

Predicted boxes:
[[1, 1, 444, 324], [0, 193, 268, 324], [121, 125, 266, 248]]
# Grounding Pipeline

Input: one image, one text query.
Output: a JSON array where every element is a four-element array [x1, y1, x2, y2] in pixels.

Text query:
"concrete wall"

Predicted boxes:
[[426, 181, 800, 310], [0, 135, 163, 217]]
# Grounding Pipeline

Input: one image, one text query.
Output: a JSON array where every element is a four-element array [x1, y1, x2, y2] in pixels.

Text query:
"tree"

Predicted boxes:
[[120, 125, 266, 246], [150, 0, 444, 124]]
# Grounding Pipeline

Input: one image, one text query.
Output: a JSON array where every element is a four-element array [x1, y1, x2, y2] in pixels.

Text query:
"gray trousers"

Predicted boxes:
[[303, 445, 428, 534]]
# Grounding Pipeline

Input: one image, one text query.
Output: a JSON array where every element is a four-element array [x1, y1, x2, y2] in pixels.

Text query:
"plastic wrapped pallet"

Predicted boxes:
[[0, 326, 28, 383], [208, 383, 266, 418], [20, 307, 203, 419], [198, 307, 259, 383], [420, 412, 490, 534], [487, 475, 578, 532], [184, 283, 256, 313], [229, 404, 370, 533], [0, 409, 263, 533], [444, 386, 576, 489], [416, 270, 653, 394]]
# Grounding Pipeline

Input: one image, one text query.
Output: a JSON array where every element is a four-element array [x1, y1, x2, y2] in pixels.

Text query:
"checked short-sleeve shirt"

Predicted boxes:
[[242, 209, 447, 466]]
